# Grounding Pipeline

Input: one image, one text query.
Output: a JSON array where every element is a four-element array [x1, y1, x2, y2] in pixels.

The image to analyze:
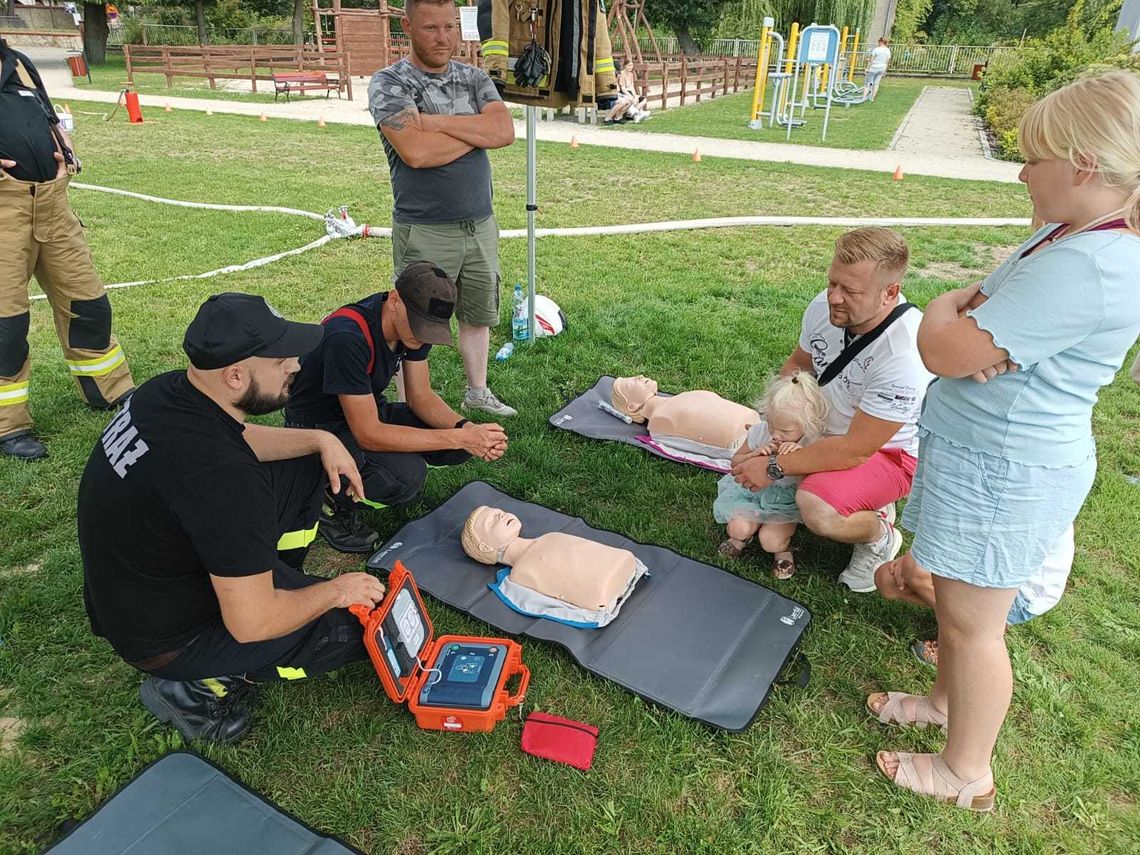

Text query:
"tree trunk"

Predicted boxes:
[[675, 26, 701, 57], [293, 0, 306, 46], [82, 3, 108, 65], [195, 0, 209, 46]]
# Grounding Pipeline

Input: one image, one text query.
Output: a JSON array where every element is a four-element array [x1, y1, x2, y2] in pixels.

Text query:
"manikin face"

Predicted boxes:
[[825, 258, 898, 331], [612, 375, 658, 415], [766, 410, 805, 445], [404, 3, 458, 73], [469, 506, 523, 549]]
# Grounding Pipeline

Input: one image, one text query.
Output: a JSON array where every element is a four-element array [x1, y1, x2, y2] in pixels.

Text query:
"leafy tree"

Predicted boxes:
[[891, 0, 933, 42], [645, 0, 735, 55], [83, 3, 110, 63]]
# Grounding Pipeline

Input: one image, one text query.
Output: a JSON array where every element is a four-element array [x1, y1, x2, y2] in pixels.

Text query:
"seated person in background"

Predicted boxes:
[[714, 372, 828, 579], [611, 375, 756, 462], [603, 58, 650, 124], [732, 228, 931, 594], [461, 505, 647, 628], [285, 263, 507, 552], [876, 526, 1075, 667]]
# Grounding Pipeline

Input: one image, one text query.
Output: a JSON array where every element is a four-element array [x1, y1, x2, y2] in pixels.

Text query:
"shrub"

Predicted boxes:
[[975, 0, 1136, 160], [982, 85, 1037, 160]]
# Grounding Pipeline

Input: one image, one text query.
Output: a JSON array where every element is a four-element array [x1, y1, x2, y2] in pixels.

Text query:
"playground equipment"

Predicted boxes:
[[748, 20, 866, 136]]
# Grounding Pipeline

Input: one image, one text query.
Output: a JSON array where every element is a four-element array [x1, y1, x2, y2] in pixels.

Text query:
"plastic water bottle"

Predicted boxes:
[[494, 341, 514, 361], [511, 284, 529, 342]]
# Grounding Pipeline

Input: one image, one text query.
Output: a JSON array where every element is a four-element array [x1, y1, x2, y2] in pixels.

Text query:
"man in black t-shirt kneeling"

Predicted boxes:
[[286, 262, 508, 551], [79, 293, 386, 745]]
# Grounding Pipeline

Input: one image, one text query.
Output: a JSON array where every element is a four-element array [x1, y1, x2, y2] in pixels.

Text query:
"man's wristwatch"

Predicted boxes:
[[767, 453, 785, 482]]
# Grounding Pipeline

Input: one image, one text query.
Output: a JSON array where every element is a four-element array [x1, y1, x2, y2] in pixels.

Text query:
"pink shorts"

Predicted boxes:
[[798, 447, 917, 517]]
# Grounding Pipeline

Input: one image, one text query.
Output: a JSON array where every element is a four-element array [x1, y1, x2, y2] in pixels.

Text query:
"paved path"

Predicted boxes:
[[29, 48, 1020, 184], [891, 85, 987, 161]]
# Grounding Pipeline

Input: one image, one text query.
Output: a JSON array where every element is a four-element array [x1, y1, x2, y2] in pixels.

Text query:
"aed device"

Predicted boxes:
[[350, 561, 529, 732]]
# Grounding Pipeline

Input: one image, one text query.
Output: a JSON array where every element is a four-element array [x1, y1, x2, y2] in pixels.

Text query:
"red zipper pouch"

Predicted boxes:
[[520, 712, 599, 771]]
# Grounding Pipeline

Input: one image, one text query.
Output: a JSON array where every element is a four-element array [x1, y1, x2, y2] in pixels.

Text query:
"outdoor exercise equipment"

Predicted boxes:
[[785, 23, 840, 141], [749, 20, 853, 135], [748, 19, 798, 131]]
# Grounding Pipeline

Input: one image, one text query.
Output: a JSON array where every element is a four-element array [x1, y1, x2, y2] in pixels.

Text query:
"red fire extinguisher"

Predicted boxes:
[[123, 88, 144, 124]]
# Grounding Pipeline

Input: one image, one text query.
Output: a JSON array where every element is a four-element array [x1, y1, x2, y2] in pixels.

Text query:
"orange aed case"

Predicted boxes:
[[350, 561, 529, 732]]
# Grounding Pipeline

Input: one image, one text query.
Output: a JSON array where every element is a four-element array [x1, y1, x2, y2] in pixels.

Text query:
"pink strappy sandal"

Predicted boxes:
[[866, 691, 948, 732], [876, 751, 995, 812]]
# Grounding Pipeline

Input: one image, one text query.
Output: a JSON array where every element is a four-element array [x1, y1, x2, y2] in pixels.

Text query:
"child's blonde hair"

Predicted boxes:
[[757, 372, 828, 444], [1019, 71, 1140, 231]]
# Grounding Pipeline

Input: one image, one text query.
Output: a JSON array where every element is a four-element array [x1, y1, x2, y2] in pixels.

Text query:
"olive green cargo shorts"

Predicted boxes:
[[391, 215, 502, 327]]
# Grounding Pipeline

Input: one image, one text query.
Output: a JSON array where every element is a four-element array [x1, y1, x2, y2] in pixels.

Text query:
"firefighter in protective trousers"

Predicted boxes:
[[0, 39, 134, 460]]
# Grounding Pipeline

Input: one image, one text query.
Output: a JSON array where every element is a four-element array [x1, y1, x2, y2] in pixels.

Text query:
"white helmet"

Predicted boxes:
[[521, 294, 566, 337]]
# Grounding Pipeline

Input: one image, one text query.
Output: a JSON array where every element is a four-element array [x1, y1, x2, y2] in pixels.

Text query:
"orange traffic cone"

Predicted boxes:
[[259, 113, 268, 122], [317, 116, 326, 128], [692, 149, 702, 162], [892, 164, 905, 181], [569, 135, 579, 149]]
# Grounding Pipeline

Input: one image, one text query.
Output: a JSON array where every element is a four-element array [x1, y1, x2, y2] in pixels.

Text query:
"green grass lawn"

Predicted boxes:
[[612, 77, 973, 150], [2, 106, 1138, 854]]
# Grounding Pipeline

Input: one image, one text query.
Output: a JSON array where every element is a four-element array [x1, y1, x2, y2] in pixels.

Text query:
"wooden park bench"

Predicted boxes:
[[272, 71, 342, 102]]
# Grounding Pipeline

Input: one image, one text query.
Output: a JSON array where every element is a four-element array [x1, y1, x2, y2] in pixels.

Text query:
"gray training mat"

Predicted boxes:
[[367, 481, 811, 731], [45, 751, 360, 855], [548, 376, 726, 472]]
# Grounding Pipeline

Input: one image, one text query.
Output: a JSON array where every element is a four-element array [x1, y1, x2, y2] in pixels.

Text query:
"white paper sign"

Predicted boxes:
[[460, 6, 480, 42], [806, 31, 831, 63]]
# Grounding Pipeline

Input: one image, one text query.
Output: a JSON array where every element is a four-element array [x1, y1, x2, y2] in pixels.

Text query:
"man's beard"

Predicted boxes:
[[236, 376, 289, 416]]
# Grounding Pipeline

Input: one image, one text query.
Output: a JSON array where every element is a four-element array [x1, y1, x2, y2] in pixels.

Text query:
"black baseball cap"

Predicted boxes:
[[395, 262, 457, 346], [183, 293, 325, 369]]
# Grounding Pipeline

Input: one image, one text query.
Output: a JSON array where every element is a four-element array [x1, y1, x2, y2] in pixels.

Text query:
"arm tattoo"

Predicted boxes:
[[380, 106, 419, 131]]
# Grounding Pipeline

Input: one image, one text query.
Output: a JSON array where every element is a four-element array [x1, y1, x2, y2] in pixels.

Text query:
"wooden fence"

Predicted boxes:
[[122, 44, 352, 100], [629, 55, 759, 111]]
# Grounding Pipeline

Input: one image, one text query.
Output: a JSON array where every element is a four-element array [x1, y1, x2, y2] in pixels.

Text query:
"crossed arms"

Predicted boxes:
[[380, 101, 514, 169]]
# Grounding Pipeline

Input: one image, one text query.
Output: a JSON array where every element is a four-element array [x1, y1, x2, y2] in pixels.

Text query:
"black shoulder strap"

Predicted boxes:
[[817, 302, 914, 388]]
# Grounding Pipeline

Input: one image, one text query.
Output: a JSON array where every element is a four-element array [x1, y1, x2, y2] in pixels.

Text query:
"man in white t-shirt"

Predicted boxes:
[[732, 228, 932, 591], [864, 38, 891, 101]]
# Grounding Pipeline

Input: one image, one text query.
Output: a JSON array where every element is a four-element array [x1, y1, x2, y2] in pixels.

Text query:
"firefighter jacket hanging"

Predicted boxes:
[[478, 0, 617, 109]]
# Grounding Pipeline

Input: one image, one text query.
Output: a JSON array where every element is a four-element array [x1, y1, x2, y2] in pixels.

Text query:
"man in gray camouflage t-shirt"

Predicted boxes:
[[368, 0, 517, 417]]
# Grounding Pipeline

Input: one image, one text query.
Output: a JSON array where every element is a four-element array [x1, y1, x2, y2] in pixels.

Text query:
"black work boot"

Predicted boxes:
[[0, 431, 47, 460], [318, 504, 379, 554], [139, 676, 253, 744]]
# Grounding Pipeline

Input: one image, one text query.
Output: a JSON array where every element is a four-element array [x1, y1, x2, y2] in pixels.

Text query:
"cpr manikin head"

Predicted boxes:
[[461, 506, 523, 565], [611, 376, 659, 423]]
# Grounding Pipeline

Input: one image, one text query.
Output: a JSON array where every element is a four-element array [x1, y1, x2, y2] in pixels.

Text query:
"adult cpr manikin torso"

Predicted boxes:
[[642, 391, 755, 454], [612, 376, 755, 459], [507, 533, 637, 611], [462, 507, 647, 628]]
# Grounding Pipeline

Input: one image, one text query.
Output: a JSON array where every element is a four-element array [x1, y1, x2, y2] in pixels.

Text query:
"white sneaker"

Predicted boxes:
[[462, 387, 517, 417], [838, 524, 902, 593], [878, 503, 897, 527]]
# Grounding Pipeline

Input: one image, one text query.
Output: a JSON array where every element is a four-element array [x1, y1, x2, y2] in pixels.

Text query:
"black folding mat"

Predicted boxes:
[[366, 481, 811, 731], [44, 751, 360, 855], [548, 376, 731, 472]]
